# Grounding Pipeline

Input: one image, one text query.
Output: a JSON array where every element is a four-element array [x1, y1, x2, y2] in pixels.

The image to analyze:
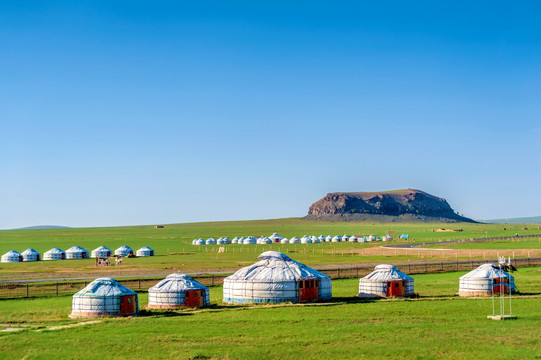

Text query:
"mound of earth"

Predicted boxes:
[[305, 189, 475, 223]]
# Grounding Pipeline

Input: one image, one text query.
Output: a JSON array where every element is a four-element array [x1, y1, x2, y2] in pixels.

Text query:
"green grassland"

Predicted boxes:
[[0, 268, 540, 359], [1, 219, 539, 280], [426, 238, 541, 250]]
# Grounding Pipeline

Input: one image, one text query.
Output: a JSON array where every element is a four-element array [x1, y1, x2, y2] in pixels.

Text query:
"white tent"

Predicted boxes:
[[243, 236, 257, 245], [70, 278, 139, 318], [290, 236, 301, 244], [280, 238, 290, 244], [147, 273, 210, 309], [301, 236, 312, 244], [358, 264, 414, 298], [195, 239, 205, 246], [136, 246, 154, 257], [459, 263, 517, 296], [22, 248, 41, 262], [206, 238, 216, 245], [367, 235, 375, 241], [115, 245, 134, 257], [383, 235, 393, 242], [269, 233, 283, 243], [231, 237, 239, 244], [310, 236, 320, 243], [348, 236, 357, 242], [223, 251, 332, 304], [238, 237, 246, 244], [342, 235, 349, 242], [43, 248, 66, 261], [358, 237, 366, 243], [222, 237, 231, 244], [192, 239, 197, 245], [91, 246, 112, 258], [331, 236, 342, 243], [325, 235, 333, 242], [318, 235, 326, 242], [66, 246, 89, 259], [217, 238, 225, 245], [1, 250, 22, 263]]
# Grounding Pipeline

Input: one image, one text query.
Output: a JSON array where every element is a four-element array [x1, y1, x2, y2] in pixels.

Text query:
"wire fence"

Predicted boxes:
[[1, 257, 539, 300]]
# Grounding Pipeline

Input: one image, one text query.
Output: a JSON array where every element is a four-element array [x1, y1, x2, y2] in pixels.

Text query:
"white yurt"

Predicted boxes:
[[318, 235, 326, 242], [367, 235, 375, 241], [231, 237, 239, 244], [136, 246, 154, 257], [223, 237, 231, 244], [1, 250, 22, 263], [243, 236, 257, 245], [269, 233, 283, 243], [331, 236, 342, 243], [70, 278, 139, 318], [192, 239, 197, 245], [358, 237, 366, 243], [280, 238, 290, 244], [383, 235, 393, 242], [206, 238, 216, 245], [115, 245, 134, 257], [458, 264, 517, 296], [238, 237, 246, 244], [310, 236, 320, 243], [66, 246, 89, 259], [358, 264, 414, 298], [342, 235, 349, 242], [22, 248, 41, 262], [349, 236, 357, 242], [223, 251, 332, 304], [290, 236, 301, 244], [147, 273, 210, 309], [91, 246, 112, 258], [195, 239, 205, 246], [325, 235, 333, 242], [43, 248, 66, 261], [217, 238, 225, 245], [301, 236, 312, 244]]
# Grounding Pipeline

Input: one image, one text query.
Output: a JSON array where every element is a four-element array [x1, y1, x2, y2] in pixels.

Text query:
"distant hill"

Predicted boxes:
[[486, 216, 541, 224], [305, 189, 476, 223], [15, 225, 71, 230]]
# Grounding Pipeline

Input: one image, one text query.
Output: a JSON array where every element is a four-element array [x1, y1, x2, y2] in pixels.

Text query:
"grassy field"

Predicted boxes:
[[0, 268, 540, 359], [1, 219, 539, 280], [426, 237, 541, 250]]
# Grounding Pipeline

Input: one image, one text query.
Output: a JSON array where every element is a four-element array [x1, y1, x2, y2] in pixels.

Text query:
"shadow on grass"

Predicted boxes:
[[137, 309, 194, 318]]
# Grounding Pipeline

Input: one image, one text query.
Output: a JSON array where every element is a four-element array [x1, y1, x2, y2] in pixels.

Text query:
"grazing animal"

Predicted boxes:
[[115, 257, 123, 265], [218, 247, 225, 254]]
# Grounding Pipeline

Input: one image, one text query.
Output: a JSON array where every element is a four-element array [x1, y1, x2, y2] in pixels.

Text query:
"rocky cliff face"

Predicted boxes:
[[306, 189, 475, 223]]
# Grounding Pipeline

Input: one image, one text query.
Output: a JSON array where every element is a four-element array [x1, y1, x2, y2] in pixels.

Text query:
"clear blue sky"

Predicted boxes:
[[1, 1, 540, 228]]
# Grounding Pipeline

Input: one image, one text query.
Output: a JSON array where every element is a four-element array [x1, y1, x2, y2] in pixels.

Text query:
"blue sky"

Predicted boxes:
[[1, 1, 540, 228]]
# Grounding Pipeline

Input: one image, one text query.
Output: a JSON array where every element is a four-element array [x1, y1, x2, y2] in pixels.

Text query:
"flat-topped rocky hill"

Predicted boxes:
[[305, 189, 475, 223]]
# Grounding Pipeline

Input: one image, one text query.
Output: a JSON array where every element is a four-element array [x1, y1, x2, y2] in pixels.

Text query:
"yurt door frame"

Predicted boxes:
[[185, 290, 203, 307], [492, 278, 509, 294], [299, 279, 319, 302], [81, 252, 87, 259], [120, 295, 137, 315], [386, 281, 405, 297]]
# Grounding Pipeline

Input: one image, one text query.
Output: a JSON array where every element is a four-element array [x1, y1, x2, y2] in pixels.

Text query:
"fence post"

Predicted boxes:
[[26, 283, 29, 297], [212, 274, 214, 286], [356, 267, 358, 277], [338, 269, 341, 278], [425, 263, 427, 273], [138, 278, 141, 290], [408, 263, 411, 273], [56, 283, 59, 296], [456, 261, 458, 271], [440, 263, 443, 272]]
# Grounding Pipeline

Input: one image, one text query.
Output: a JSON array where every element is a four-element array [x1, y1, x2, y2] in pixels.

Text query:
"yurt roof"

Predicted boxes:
[[94, 246, 112, 251], [22, 248, 40, 255], [3, 250, 21, 256], [460, 263, 513, 280], [45, 248, 65, 254], [149, 273, 208, 292], [362, 264, 413, 281], [116, 245, 133, 251], [74, 278, 137, 297], [67, 246, 87, 252], [138, 246, 153, 251], [225, 251, 330, 282]]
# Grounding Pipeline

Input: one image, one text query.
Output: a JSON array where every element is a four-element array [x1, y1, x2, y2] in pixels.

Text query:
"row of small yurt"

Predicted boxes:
[[2, 246, 154, 263], [193, 233, 394, 245], [1, 250, 23, 263], [68, 258, 517, 318]]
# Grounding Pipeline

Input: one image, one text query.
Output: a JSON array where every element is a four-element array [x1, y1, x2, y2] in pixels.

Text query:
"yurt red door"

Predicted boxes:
[[36, 254, 40, 261], [299, 279, 319, 302], [386, 281, 405, 297], [493, 278, 509, 294], [81, 252, 87, 259], [120, 295, 137, 315], [185, 290, 203, 307]]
